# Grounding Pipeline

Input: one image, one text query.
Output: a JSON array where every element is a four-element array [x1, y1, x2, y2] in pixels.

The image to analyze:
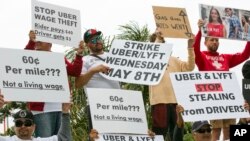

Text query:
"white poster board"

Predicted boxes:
[[0, 48, 70, 102], [32, 0, 81, 47], [96, 134, 164, 141], [87, 88, 148, 134], [101, 39, 172, 85], [170, 71, 250, 122]]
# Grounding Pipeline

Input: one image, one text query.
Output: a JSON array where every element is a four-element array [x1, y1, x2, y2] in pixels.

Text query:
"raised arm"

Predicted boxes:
[[227, 41, 250, 68], [25, 30, 36, 50], [57, 102, 72, 141], [179, 36, 195, 71], [193, 20, 204, 55], [193, 20, 207, 69], [66, 40, 84, 77]]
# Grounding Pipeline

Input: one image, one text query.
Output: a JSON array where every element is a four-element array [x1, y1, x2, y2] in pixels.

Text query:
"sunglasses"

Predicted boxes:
[[89, 36, 102, 44], [15, 119, 33, 127], [196, 128, 212, 133]]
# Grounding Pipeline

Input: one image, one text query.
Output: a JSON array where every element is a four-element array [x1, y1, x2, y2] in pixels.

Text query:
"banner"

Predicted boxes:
[[152, 6, 192, 39], [32, 0, 81, 47], [101, 39, 172, 85], [170, 71, 249, 122], [200, 4, 250, 41], [87, 88, 148, 134], [0, 48, 69, 102], [95, 134, 164, 141]]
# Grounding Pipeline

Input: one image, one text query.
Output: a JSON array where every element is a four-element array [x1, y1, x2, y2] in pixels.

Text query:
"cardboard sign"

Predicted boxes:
[[152, 6, 192, 39], [170, 71, 249, 122], [95, 134, 164, 141], [86, 88, 148, 134], [101, 39, 172, 85], [200, 4, 250, 41], [242, 79, 250, 105], [32, 0, 81, 47], [0, 48, 70, 102]]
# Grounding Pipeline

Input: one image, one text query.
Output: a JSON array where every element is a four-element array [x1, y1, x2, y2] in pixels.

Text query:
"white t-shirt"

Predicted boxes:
[[82, 52, 120, 90], [0, 135, 57, 141]]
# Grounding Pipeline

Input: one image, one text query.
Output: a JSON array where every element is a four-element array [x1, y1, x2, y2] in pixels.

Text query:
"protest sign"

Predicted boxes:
[[170, 71, 249, 122], [96, 134, 164, 141], [101, 39, 172, 85], [242, 79, 250, 105], [200, 4, 250, 41], [86, 88, 148, 134], [0, 48, 69, 102], [152, 6, 192, 39], [32, 0, 81, 47]]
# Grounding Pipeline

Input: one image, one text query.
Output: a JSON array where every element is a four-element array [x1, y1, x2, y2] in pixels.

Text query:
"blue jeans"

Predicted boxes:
[[33, 111, 62, 137]]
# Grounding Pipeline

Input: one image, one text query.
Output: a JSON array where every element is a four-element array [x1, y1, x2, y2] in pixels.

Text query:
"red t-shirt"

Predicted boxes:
[[207, 23, 224, 37]]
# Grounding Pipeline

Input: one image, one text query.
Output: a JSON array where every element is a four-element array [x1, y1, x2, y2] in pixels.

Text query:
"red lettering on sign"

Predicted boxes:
[[195, 83, 223, 92]]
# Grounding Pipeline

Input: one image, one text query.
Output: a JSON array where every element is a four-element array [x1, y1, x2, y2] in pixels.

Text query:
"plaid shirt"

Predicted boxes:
[[228, 15, 242, 39]]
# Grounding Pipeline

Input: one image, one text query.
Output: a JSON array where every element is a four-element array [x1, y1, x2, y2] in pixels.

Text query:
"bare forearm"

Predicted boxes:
[[75, 71, 95, 88]]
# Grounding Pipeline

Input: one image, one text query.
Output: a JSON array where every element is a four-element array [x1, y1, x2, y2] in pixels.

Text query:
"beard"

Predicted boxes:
[[90, 43, 103, 54], [208, 45, 218, 53]]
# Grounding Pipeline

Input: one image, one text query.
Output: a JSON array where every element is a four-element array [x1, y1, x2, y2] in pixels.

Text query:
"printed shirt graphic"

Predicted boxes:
[[204, 53, 228, 71], [207, 23, 224, 37], [206, 55, 224, 70]]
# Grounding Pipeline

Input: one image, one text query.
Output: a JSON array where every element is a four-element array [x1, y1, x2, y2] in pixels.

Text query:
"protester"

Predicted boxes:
[[239, 60, 250, 125], [149, 28, 195, 140], [192, 101, 250, 141], [75, 29, 121, 140], [194, 19, 250, 141], [192, 120, 212, 141], [224, 8, 243, 39], [75, 29, 120, 89], [0, 90, 72, 141], [206, 7, 226, 37], [24, 30, 83, 137]]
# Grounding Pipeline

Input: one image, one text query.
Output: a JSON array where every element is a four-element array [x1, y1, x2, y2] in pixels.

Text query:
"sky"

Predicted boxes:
[[0, 0, 249, 133]]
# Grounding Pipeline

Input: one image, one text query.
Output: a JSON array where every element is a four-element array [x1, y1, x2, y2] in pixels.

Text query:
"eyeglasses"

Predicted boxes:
[[15, 119, 33, 127], [196, 128, 212, 133], [89, 36, 102, 44]]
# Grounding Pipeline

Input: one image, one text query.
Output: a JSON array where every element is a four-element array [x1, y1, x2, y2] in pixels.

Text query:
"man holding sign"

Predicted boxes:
[[24, 30, 84, 137], [194, 19, 250, 141], [75, 29, 120, 140], [75, 29, 120, 89]]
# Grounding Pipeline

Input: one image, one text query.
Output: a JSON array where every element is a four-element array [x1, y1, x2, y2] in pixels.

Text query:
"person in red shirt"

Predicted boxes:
[[194, 19, 250, 141], [25, 30, 83, 76], [24, 30, 84, 137]]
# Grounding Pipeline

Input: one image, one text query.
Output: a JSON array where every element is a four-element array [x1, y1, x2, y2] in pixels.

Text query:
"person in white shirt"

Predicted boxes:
[[0, 90, 72, 141]]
